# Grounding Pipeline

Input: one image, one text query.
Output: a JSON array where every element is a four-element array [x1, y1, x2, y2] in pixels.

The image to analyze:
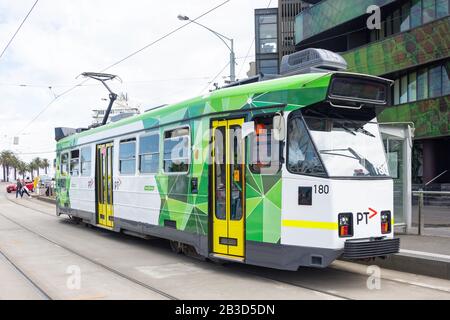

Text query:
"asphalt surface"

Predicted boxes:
[[0, 184, 449, 300]]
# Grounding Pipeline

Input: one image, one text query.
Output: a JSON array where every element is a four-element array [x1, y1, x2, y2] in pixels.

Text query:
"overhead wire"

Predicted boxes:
[[0, 0, 39, 62], [14, 0, 231, 135]]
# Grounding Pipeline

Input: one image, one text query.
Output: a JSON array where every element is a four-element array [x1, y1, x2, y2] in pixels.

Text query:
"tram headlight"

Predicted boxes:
[[338, 213, 353, 238], [381, 211, 392, 234]]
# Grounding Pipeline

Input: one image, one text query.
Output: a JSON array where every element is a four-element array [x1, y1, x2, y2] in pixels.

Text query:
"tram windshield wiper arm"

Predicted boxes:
[[319, 148, 379, 176]]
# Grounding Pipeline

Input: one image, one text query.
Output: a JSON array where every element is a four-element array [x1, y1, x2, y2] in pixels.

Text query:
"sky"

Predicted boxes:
[[0, 0, 276, 168]]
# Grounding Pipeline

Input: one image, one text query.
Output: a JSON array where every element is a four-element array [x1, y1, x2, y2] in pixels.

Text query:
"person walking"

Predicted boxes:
[[15, 179, 22, 199], [20, 179, 31, 198]]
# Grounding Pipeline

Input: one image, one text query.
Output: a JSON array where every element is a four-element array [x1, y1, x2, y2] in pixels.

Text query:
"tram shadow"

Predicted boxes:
[[57, 217, 369, 294]]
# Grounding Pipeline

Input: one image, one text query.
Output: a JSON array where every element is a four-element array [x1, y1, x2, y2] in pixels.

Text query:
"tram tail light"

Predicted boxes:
[[338, 213, 353, 238], [381, 211, 392, 234]]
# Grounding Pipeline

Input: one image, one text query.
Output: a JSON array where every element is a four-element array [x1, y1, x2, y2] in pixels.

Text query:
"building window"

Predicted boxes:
[[70, 150, 80, 176], [417, 67, 429, 100], [139, 133, 159, 174], [429, 65, 443, 98], [423, 0, 436, 24], [436, 0, 449, 18], [119, 139, 136, 175], [163, 127, 190, 173], [80, 147, 91, 177], [392, 60, 449, 105], [393, 9, 401, 34], [411, 0, 423, 28], [401, 3, 411, 32], [60, 153, 69, 175], [408, 71, 417, 102], [394, 79, 400, 105], [250, 116, 281, 174], [256, 13, 277, 55], [443, 62, 450, 96], [400, 74, 408, 104]]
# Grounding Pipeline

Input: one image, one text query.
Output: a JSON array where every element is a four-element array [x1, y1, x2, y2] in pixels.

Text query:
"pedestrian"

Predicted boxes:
[[21, 179, 31, 198], [15, 179, 22, 199]]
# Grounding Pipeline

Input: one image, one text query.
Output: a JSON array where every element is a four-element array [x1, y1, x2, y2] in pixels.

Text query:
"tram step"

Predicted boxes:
[[209, 253, 245, 263]]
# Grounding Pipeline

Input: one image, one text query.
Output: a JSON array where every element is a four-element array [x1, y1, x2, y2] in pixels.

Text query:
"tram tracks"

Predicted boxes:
[[1, 196, 352, 300], [0, 205, 178, 300], [4, 194, 450, 299], [0, 247, 52, 300]]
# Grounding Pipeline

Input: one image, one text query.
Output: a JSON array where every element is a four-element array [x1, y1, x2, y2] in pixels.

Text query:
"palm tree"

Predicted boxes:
[[27, 162, 35, 180], [31, 157, 42, 177], [10, 154, 20, 181], [41, 158, 50, 175], [17, 161, 28, 179], [0, 150, 15, 182]]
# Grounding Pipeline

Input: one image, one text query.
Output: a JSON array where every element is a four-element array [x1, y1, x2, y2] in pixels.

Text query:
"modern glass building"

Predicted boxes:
[[294, 0, 450, 187]]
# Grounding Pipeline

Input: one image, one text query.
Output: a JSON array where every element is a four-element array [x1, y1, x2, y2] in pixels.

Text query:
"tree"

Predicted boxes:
[[10, 154, 20, 181], [27, 162, 35, 180], [41, 158, 50, 175], [0, 150, 15, 182], [31, 157, 42, 177], [17, 161, 28, 179]]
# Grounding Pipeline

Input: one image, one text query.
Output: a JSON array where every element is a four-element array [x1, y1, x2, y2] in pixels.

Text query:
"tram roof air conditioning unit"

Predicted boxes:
[[280, 48, 347, 76]]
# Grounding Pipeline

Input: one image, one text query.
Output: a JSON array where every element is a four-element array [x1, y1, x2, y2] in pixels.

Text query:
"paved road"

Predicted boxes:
[[0, 186, 449, 300]]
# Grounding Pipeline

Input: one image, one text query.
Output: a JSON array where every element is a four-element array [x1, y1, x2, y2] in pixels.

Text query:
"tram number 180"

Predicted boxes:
[[314, 184, 330, 195]]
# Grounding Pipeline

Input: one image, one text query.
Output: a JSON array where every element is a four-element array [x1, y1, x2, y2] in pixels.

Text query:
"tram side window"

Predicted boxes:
[[70, 150, 80, 176], [287, 117, 327, 177], [119, 139, 136, 175], [139, 133, 160, 174], [164, 127, 190, 173], [80, 147, 91, 177], [250, 116, 281, 174], [60, 153, 69, 176]]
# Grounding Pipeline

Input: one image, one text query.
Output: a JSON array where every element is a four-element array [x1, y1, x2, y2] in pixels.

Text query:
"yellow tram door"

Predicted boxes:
[[96, 143, 114, 228], [212, 119, 245, 258]]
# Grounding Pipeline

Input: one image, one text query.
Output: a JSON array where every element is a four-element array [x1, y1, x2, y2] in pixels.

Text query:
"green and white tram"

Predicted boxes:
[[55, 49, 400, 270]]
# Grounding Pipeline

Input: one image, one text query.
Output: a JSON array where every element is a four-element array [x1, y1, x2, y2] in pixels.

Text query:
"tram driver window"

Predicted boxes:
[[287, 117, 327, 177], [119, 139, 136, 175], [163, 127, 190, 173], [70, 150, 80, 176], [250, 116, 281, 174]]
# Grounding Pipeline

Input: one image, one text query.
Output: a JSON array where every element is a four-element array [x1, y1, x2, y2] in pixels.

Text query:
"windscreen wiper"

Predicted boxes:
[[347, 147, 377, 175]]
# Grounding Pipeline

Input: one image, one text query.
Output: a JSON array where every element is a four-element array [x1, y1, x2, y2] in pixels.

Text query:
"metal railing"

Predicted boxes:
[[412, 190, 450, 235]]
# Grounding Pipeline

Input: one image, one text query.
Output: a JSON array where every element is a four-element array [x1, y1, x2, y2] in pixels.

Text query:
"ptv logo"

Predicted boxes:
[[356, 208, 378, 225]]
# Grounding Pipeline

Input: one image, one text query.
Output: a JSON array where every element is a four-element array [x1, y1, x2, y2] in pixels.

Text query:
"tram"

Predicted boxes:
[[55, 49, 400, 270]]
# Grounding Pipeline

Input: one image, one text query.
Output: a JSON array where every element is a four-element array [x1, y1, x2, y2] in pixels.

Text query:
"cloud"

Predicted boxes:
[[0, 0, 273, 163]]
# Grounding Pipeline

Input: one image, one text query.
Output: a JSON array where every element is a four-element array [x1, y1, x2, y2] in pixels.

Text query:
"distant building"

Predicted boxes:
[[92, 93, 141, 125], [278, 0, 311, 61], [255, 7, 279, 75], [254, 1, 310, 75]]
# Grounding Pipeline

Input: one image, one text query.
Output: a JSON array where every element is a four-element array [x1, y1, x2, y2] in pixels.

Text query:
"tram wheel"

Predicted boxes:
[[170, 240, 182, 254]]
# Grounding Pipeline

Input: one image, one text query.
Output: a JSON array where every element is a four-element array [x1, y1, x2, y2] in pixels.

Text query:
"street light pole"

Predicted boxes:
[[178, 15, 236, 82], [230, 39, 235, 82]]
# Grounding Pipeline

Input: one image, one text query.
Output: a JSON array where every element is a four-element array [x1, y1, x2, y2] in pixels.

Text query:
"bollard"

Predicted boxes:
[[418, 192, 424, 235]]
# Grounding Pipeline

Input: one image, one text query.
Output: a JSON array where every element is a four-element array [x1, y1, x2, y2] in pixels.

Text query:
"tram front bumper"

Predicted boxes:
[[342, 237, 400, 260]]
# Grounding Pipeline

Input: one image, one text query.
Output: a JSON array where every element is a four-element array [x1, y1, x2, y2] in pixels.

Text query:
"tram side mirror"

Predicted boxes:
[[241, 121, 255, 139], [273, 115, 286, 141]]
